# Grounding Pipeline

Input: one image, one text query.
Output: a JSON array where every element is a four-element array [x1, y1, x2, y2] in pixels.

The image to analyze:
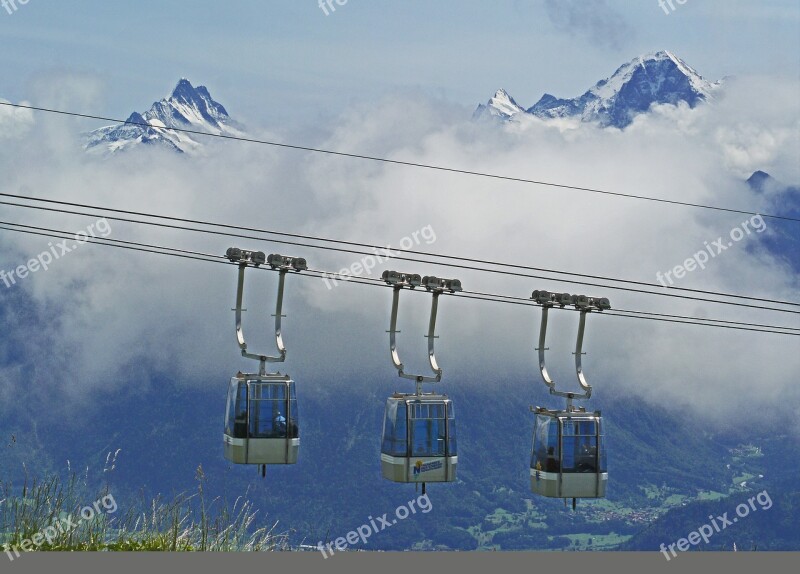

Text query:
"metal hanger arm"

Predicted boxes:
[[232, 261, 286, 373], [388, 286, 405, 374], [234, 263, 248, 353], [426, 292, 443, 377], [534, 301, 590, 401], [537, 304, 556, 390], [574, 309, 593, 397], [388, 286, 440, 383], [273, 269, 288, 358]]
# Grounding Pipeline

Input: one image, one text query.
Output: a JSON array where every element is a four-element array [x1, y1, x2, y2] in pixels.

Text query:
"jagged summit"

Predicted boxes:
[[85, 79, 241, 154], [472, 89, 525, 121], [475, 51, 722, 128], [746, 170, 774, 193]]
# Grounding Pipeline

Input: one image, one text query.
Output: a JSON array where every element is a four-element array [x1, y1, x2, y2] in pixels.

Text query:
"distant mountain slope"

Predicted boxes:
[[84, 79, 242, 154], [747, 170, 800, 273], [475, 51, 721, 128], [1, 371, 755, 551], [621, 433, 800, 551]]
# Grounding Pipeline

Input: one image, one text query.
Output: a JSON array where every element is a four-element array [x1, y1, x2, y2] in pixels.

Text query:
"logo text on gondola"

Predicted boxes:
[[413, 460, 443, 476]]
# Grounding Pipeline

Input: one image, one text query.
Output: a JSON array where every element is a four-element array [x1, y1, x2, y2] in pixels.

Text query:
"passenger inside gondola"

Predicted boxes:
[[576, 436, 597, 472], [545, 446, 560, 472], [274, 413, 287, 435], [233, 412, 247, 439]]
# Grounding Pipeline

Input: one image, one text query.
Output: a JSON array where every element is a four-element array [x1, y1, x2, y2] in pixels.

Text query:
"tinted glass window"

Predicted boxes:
[[410, 402, 446, 419], [238, 382, 292, 439], [381, 400, 408, 457], [381, 400, 396, 455], [562, 420, 596, 436], [599, 435, 607, 472], [394, 402, 408, 455], [225, 380, 237, 435], [250, 383, 287, 400], [531, 415, 560, 471], [408, 401, 446, 456], [249, 398, 288, 438], [561, 417, 599, 473], [411, 418, 446, 456], [446, 403, 457, 456], [225, 381, 248, 439], [288, 398, 299, 438]]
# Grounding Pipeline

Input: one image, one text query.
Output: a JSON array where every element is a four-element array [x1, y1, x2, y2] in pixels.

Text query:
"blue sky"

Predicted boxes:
[[1, 0, 798, 125]]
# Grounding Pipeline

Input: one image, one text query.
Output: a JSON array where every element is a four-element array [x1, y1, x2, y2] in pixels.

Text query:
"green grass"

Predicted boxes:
[[732, 472, 756, 486], [0, 466, 290, 552], [663, 494, 688, 506], [640, 485, 662, 500], [697, 490, 727, 501], [526, 521, 548, 530]]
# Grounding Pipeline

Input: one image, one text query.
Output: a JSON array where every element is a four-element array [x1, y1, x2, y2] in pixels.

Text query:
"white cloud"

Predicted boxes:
[[0, 74, 799, 428], [0, 99, 34, 140]]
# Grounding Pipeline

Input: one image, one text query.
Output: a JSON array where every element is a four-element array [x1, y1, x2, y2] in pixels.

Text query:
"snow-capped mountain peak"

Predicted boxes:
[[580, 50, 716, 104], [150, 78, 231, 133], [475, 50, 722, 128], [85, 79, 241, 155], [473, 89, 525, 120]]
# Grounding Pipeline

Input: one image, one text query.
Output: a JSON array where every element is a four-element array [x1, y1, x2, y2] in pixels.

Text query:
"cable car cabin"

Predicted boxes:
[[380, 393, 457, 483], [224, 374, 299, 465], [530, 407, 607, 499]]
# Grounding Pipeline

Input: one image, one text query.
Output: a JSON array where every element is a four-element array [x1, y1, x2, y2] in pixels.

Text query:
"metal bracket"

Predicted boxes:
[[531, 290, 609, 403], [573, 308, 592, 394], [537, 304, 557, 391], [228, 249, 305, 376], [384, 271, 462, 394], [388, 286, 441, 386]]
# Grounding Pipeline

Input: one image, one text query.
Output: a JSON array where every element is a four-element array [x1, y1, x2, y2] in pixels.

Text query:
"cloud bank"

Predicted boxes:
[[0, 74, 799, 431]]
